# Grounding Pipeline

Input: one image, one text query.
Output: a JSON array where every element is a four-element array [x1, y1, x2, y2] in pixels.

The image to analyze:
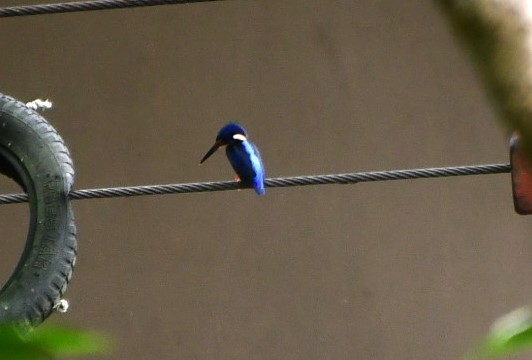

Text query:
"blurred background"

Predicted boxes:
[[1, 1, 531, 359]]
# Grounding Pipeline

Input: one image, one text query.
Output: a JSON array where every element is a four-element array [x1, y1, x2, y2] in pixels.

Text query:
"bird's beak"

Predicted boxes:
[[200, 140, 224, 164]]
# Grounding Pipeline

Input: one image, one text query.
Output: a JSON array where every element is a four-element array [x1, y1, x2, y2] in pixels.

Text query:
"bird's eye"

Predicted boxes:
[[232, 134, 247, 141]]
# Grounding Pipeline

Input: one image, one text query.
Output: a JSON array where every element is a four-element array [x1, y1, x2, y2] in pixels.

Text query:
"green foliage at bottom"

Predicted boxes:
[[467, 307, 532, 359], [0, 323, 110, 360]]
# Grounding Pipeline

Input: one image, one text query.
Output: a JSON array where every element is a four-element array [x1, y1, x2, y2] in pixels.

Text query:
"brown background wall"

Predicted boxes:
[[1, 1, 531, 359]]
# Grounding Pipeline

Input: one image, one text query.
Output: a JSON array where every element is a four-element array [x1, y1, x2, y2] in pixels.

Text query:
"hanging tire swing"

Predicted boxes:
[[0, 93, 76, 330]]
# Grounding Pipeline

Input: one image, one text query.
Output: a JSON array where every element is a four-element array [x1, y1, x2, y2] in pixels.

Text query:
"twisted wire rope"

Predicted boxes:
[[0, 163, 511, 205], [0, 0, 221, 18]]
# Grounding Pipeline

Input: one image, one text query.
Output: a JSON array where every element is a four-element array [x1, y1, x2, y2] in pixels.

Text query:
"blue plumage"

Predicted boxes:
[[200, 123, 266, 195]]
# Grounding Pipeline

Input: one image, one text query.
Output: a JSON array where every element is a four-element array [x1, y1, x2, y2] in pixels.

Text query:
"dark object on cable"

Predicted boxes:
[[0, 93, 76, 331], [510, 132, 532, 215]]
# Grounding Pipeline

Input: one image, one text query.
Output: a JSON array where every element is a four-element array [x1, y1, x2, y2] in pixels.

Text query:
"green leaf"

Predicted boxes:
[[473, 307, 532, 359], [0, 323, 110, 359]]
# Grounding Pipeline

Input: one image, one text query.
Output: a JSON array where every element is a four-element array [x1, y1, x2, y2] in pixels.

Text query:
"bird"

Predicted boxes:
[[200, 122, 266, 195]]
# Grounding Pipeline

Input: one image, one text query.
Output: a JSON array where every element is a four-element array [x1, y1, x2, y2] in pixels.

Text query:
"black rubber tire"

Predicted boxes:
[[0, 93, 76, 330]]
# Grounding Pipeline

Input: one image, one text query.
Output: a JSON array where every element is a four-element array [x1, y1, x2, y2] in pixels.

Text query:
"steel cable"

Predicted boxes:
[[0, 163, 511, 205], [0, 0, 222, 18]]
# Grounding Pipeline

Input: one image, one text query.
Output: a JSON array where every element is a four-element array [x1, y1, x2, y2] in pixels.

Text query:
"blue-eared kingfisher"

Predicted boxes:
[[200, 123, 266, 195]]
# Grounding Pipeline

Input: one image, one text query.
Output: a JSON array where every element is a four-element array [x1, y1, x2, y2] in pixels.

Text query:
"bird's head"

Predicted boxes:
[[200, 122, 248, 164]]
